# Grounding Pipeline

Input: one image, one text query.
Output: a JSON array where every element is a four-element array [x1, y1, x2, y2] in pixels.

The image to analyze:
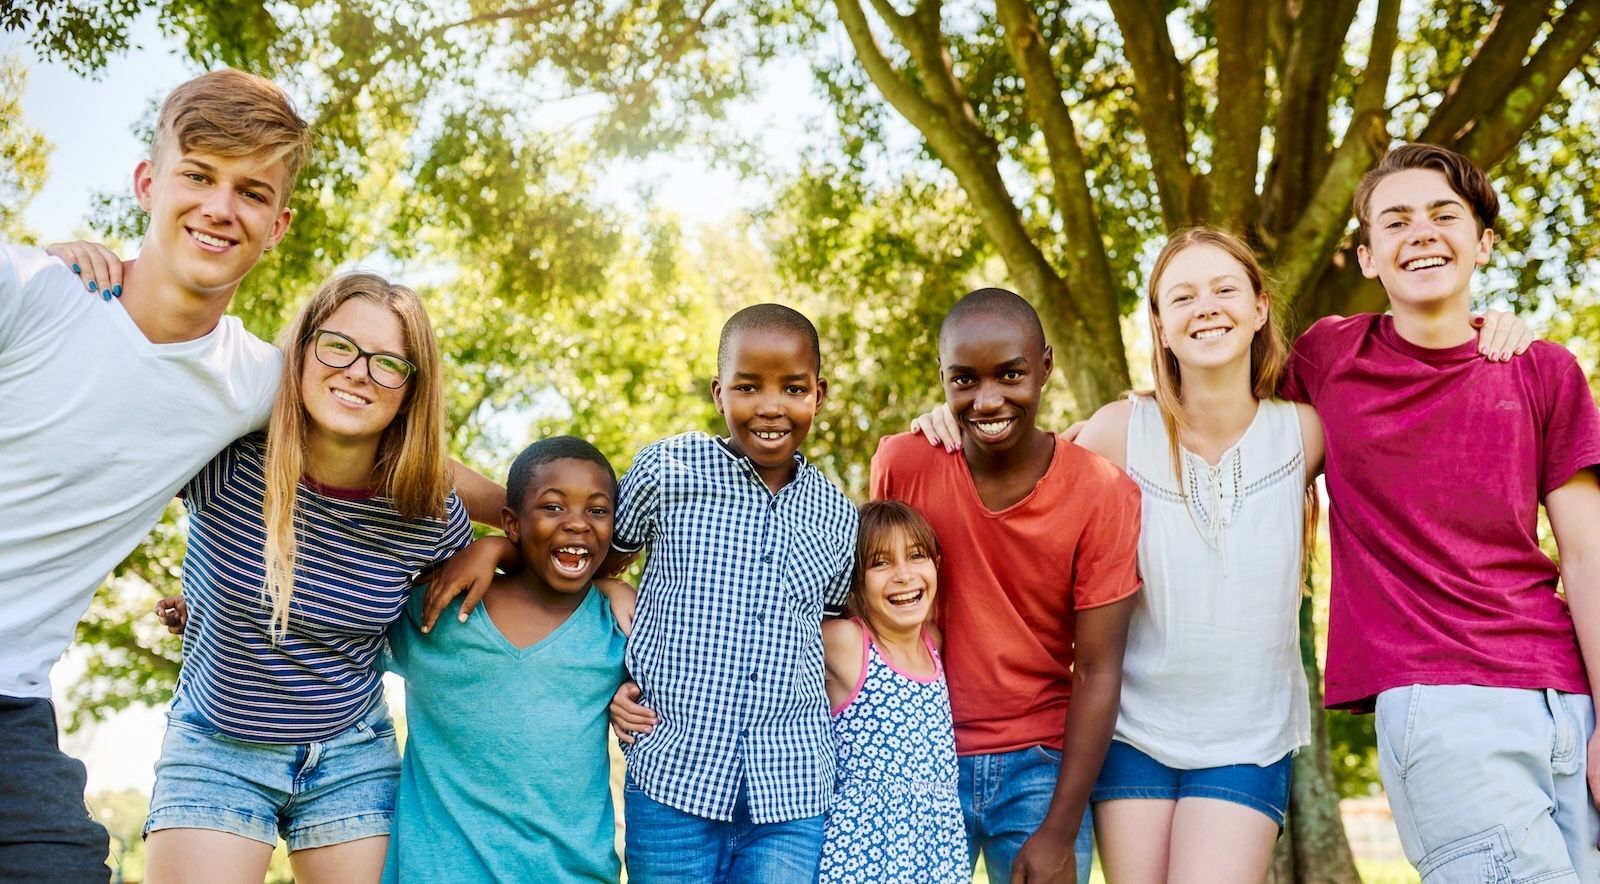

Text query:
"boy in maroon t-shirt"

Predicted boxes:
[[1281, 143, 1600, 880]]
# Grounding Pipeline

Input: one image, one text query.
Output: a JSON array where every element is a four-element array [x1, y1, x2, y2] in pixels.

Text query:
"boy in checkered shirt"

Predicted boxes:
[[606, 303, 857, 882]]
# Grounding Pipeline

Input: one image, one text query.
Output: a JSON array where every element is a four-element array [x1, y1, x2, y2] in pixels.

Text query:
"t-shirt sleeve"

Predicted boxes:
[[0, 244, 70, 355], [435, 493, 474, 560], [612, 442, 663, 554], [1073, 474, 1143, 610], [183, 433, 259, 514], [1538, 350, 1600, 498], [869, 437, 896, 501], [1282, 317, 1338, 405], [383, 590, 426, 679]]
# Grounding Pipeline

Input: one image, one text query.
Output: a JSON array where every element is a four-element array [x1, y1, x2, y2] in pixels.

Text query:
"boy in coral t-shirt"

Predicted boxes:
[[873, 288, 1141, 884], [1282, 143, 1600, 881]]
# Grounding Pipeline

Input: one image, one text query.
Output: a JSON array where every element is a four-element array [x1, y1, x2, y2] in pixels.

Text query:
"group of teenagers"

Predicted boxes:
[[2, 66, 1599, 884]]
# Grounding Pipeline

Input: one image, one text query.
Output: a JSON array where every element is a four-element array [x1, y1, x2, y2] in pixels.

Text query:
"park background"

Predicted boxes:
[[5, 1, 1600, 881]]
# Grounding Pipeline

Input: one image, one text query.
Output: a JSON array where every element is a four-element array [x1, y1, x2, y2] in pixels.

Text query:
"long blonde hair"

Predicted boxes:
[[261, 272, 451, 638], [1144, 227, 1317, 574]]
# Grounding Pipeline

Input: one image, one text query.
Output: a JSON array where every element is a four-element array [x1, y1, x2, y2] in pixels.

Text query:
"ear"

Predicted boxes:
[[1474, 226, 1494, 267], [134, 159, 156, 212], [710, 377, 725, 416], [813, 376, 828, 410], [1254, 292, 1270, 331], [266, 207, 294, 251], [1039, 344, 1053, 384], [501, 506, 521, 542], [1356, 243, 1379, 280]]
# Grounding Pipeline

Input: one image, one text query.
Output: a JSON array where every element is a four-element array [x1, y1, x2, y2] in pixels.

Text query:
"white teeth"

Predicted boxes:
[[975, 419, 1012, 435], [887, 589, 924, 607], [331, 389, 369, 405], [753, 431, 785, 441], [1192, 328, 1229, 340], [556, 546, 589, 557], [190, 230, 230, 248], [1405, 256, 1447, 271]]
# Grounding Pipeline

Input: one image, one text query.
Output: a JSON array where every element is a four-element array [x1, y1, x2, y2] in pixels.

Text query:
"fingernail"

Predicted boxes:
[[88, 280, 97, 292], [113, 285, 122, 297], [71, 263, 81, 274], [101, 291, 111, 301], [421, 626, 430, 634]]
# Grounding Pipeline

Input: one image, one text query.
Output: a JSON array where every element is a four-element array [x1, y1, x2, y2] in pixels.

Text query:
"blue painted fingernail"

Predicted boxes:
[[71, 263, 81, 274], [88, 280, 97, 292], [113, 285, 122, 298], [101, 291, 111, 301]]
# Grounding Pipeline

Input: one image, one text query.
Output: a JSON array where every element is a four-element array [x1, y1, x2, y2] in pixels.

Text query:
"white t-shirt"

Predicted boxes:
[[0, 243, 280, 698]]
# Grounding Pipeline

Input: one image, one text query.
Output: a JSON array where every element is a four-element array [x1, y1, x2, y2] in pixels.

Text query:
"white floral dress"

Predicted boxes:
[[818, 622, 967, 883]]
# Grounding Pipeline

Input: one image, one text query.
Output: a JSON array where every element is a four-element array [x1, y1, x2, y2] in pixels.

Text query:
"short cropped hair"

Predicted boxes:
[[716, 303, 822, 376], [506, 436, 618, 512], [150, 69, 313, 206], [1354, 142, 1499, 246], [938, 287, 1046, 352]]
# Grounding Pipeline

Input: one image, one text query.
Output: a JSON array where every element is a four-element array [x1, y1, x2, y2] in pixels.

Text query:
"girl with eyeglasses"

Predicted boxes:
[[136, 272, 475, 884]]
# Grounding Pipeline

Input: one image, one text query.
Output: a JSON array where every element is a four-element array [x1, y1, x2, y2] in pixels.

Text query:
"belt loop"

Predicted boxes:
[[1548, 689, 1578, 769]]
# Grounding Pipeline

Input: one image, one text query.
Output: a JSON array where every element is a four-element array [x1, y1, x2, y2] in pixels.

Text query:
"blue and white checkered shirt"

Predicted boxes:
[[614, 432, 857, 823]]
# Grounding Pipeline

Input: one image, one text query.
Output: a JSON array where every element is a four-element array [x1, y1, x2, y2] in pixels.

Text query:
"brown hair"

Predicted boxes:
[[261, 272, 451, 638], [846, 500, 942, 624], [1144, 227, 1317, 575], [1354, 142, 1499, 246], [150, 69, 312, 206]]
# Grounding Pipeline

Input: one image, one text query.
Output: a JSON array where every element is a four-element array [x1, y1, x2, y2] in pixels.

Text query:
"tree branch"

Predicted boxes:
[[1106, 0, 1193, 228], [992, 0, 1119, 301], [1418, 2, 1552, 144], [1456, 0, 1600, 168], [1210, 0, 1269, 231], [1259, 0, 1360, 240], [1274, 0, 1401, 311]]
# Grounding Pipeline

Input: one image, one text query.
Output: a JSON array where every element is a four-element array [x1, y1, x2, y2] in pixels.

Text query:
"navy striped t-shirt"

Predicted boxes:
[[174, 433, 472, 742]]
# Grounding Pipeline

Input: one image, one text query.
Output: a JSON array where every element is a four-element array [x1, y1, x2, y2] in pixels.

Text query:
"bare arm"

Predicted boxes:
[[1546, 469, 1600, 820], [1011, 594, 1136, 884], [448, 458, 507, 526], [821, 618, 866, 710], [1073, 399, 1132, 470], [1295, 401, 1325, 479]]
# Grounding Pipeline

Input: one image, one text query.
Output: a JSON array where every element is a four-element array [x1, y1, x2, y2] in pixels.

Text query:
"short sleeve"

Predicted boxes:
[[0, 244, 72, 355], [383, 591, 426, 679], [1538, 350, 1600, 498], [869, 438, 894, 501], [183, 433, 261, 514], [435, 493, 474, 560], [1072, 475, 1142, 610], [823, 503, 859, 610], [612, 441, 664, 554], [1282, 317, 1338, 405]]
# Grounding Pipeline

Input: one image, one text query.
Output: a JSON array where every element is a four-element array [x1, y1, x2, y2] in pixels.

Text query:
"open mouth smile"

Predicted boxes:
[[969, 417, 1015, 438], [188, 228, 238, 251], [552, 546, 592, 575], [1190, 327, 1231, 340], [330, 388, 371, 407], [1403, 256, 1449, 271], [886, 588, 926, 608]]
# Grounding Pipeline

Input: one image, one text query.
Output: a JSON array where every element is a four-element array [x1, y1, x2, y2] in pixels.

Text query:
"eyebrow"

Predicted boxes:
[[180, 158, 279, 198], [730, 371, 813, 382], [945, 356, 1030, 373], [1162, 273, 1245, 298], [1377, 198, 1465, 217]]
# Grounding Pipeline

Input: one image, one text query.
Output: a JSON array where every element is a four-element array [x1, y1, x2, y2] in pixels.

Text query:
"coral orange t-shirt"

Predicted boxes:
[[871, 432, 1142, 755]]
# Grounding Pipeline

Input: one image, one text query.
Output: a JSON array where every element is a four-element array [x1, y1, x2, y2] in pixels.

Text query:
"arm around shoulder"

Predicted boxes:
[[1074, 398, 1133, 471]]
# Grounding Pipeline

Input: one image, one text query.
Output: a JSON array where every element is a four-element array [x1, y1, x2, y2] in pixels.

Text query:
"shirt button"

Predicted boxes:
[[740, 728, 749, 738], [761, 553, 773, 563], [748, 671, 758, 682], [754, 612, 765, 622]]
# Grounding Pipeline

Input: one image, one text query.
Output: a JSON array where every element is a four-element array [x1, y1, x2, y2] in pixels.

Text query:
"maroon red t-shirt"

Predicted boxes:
[[1283, 314, 1600, 711]]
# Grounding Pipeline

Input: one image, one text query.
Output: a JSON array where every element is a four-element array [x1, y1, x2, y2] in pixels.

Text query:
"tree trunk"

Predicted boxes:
[[1286, 580, 1363, 884]]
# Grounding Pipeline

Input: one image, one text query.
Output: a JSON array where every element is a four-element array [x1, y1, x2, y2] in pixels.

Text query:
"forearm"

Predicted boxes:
[[449, 458, 507, 526], [1563, 551, 1600, 696], [1040, 666, 1122, 837]]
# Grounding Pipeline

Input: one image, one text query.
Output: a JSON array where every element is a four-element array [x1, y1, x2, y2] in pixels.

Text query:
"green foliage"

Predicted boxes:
[[0, 54, 51, 242]]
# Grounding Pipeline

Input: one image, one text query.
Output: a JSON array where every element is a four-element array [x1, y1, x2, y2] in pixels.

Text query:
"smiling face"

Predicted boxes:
[[134, 148, 293, 301], [1154, 243, 1268, 372], [1358, 167, 1493, 313], [504, 458, 616, 595], [938, 314, 1052, 456], [858, 526, 940, 635], [300, 297, 412, 454], [710, 327, 826, 492]]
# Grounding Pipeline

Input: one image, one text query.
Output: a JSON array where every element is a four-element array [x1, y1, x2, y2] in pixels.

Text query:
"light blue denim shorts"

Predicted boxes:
[[142, 692, 400, 851]]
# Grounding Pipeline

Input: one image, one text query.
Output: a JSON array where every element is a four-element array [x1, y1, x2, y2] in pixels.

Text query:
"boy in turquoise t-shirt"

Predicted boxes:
[[383, 436, 627, 883]]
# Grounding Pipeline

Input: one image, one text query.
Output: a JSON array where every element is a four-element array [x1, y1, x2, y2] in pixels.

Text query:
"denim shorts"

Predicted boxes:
[[1090, 740, 1292, 827], [143, 692, 400, 852]]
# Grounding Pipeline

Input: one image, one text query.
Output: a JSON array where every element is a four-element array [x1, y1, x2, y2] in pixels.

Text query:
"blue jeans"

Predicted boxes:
[[960, 746, 1093, 883], [1376, 685, 1600, 883], [623, 775, 826, 883], [0, 696, 110, 883]]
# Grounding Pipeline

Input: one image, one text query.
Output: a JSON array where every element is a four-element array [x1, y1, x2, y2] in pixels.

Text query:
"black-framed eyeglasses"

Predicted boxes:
[[311, 329, 416, 389]]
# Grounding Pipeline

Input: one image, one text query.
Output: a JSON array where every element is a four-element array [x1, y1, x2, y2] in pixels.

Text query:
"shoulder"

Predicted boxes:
[[821, 617, 865, 661], [0, 242, 72, 290], [1294, 313, 1378, 353], [1523, 339, 1585, 373], [0, 243, 90, 326], [1054, 433, 1135, 490], [1075, 398, 1134, 468], [873, 430, 951, 470]]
